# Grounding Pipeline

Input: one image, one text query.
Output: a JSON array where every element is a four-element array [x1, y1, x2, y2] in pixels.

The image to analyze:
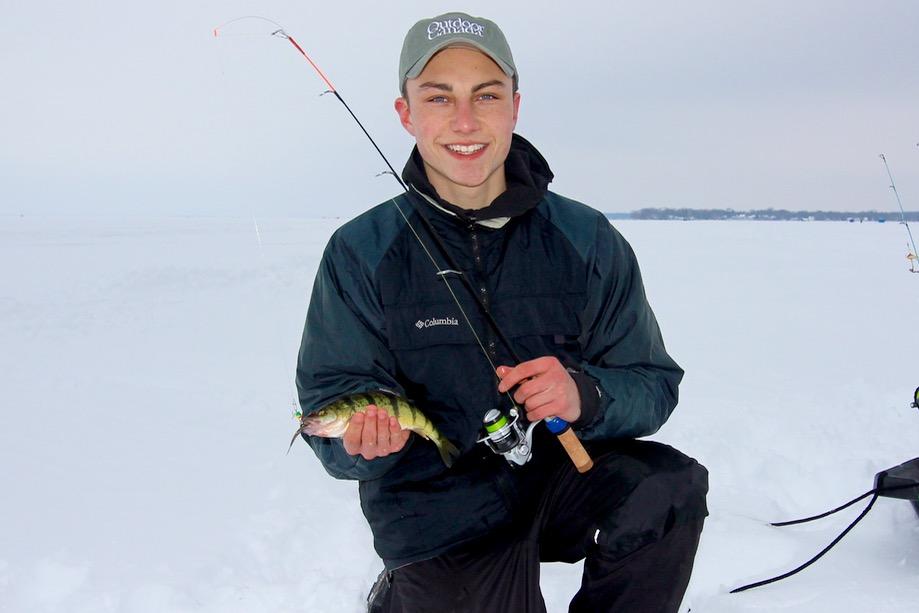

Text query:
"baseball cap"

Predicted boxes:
[[399, 12, 517, 94]]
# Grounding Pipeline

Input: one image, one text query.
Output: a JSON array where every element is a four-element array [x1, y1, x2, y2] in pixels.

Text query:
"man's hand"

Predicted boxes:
[[342, 405, 411, 460], [496, 357, 582, 423]]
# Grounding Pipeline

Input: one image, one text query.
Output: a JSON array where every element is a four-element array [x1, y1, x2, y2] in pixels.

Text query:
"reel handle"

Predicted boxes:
[[545, 417, 593, 473]]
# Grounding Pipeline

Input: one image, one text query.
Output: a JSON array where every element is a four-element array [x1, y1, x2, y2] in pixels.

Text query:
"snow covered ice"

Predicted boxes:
[[1, 216, 917, 612]]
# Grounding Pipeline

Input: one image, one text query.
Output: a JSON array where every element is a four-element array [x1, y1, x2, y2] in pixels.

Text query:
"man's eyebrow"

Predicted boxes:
[[472, 80, 506, 92], [415, 80, 508, 93], [417, 82, 452, 92]]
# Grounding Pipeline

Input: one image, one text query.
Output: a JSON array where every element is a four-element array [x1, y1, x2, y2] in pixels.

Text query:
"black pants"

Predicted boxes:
[[371, 439, 708, 613]]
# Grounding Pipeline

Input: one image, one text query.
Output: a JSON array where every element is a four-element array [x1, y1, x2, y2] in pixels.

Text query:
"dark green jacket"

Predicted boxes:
[[296, 135, 683, 568]]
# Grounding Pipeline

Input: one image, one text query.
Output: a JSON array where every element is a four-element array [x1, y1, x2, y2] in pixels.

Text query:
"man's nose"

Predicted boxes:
[[451, 99, 480, 133]]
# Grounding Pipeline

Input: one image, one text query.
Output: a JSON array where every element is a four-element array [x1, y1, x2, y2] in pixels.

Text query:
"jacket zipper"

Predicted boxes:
[[467, 216, 499, 362]]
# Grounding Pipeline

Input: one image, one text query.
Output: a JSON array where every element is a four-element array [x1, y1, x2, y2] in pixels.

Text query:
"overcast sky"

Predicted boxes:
[[2, 0, 918, 217]]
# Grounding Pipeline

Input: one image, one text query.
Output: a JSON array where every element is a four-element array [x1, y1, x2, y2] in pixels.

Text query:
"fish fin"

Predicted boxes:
[[436, 437, 461, 468], [287, 427, 305, 455]]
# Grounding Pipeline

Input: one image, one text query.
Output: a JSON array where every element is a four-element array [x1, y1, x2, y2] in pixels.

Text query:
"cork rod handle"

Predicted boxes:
[[556, 428, 594, 473], [544, 417, 593, 473]]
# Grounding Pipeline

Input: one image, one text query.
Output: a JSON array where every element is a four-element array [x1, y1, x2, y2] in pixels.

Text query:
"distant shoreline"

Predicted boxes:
[[608, 209, 918, 222]]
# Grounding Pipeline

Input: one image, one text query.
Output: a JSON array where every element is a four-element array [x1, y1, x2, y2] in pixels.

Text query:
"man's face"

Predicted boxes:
[[395, 46, 520, 208]]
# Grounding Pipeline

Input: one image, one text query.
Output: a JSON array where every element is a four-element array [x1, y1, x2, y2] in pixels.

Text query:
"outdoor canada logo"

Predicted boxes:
[[415, 316, 460, 330], [427, 17, 485, 40]]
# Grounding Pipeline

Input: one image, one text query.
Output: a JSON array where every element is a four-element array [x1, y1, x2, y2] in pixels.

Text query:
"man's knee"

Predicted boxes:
[[652, 448, 709, 522], [592, 442, 708, 557]]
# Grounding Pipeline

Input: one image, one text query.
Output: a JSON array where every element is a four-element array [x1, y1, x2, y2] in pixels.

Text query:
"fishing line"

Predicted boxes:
[[214, 16, 593, 470], [213, 16, 287, 38]]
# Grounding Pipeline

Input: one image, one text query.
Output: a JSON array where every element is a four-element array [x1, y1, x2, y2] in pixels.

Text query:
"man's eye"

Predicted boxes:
[[478, 93, 498, 101], [428, 96, 448, 103]]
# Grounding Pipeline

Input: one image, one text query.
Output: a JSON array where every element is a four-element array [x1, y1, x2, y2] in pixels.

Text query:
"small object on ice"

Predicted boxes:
[[874, 457, 919, 517]]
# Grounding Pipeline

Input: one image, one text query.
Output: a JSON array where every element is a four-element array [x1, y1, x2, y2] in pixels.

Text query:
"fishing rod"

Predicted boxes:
[[214, 16, 593, 472], [879, 153, 919, 273]]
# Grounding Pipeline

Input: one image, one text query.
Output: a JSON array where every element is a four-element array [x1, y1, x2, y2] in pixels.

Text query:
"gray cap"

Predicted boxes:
[[399, 12, 517, 94]]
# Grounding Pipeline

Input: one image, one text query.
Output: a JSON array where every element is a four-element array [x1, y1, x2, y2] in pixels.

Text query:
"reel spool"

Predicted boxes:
[[479, 408, 540, 466]]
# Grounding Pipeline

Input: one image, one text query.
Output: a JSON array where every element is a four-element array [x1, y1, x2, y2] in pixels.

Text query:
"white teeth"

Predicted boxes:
[[446, 144, 485, 155]]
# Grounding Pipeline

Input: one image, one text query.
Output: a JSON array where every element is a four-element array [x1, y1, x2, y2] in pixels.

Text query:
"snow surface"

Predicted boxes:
[[1, 216, 917, 612]]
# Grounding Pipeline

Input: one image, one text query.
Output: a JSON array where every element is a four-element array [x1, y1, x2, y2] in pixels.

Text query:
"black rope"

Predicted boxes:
[[770, 489, 878, 527], [730, 491, 879, 593], [730, 483, 918, 594]]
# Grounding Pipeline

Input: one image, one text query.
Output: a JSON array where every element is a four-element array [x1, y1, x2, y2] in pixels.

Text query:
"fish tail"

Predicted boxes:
[[435, 436, 461, 468]]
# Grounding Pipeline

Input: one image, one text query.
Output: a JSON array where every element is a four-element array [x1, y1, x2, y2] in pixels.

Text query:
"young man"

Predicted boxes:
[[297, 12, 708, 612]]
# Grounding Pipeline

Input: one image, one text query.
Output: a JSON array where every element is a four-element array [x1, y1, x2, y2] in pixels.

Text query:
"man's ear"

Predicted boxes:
[[394, 97, 415, 136]]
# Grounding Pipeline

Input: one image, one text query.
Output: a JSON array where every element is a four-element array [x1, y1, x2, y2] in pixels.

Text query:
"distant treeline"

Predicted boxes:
[[628, 208, 919, 221]]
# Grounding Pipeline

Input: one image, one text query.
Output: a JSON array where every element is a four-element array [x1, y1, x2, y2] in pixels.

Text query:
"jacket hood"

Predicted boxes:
[[402, 133, 554, 222]]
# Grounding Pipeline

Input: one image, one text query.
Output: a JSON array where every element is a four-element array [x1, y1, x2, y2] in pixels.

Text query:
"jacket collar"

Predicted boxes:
[[402, 133, 554, 226]]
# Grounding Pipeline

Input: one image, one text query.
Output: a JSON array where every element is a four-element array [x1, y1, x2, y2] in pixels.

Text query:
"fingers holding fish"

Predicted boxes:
[[371, 408, 385, 452], [342, 410, 367, 456], [387, 415, 411, 455], [343, 404, 411, 460]]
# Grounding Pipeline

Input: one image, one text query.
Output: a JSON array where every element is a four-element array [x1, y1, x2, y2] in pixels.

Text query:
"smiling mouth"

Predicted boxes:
[[445, 143, 486, 155]]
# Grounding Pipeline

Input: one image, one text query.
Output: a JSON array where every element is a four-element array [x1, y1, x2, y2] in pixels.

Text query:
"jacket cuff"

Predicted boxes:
[[569, 370, 602, 429]]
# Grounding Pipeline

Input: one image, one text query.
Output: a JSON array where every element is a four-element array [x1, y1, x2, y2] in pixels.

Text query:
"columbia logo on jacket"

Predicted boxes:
[[415, 317, 460, 329]]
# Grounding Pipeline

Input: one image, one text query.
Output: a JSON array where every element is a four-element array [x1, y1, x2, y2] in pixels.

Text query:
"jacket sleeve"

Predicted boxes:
[[295, 231, 412, 481], [573, 218, 684, 440]]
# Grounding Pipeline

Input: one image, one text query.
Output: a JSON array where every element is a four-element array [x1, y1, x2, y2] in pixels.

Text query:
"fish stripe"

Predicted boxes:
[[387, 394, 400, 422], [370, 392, 386, 416]]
